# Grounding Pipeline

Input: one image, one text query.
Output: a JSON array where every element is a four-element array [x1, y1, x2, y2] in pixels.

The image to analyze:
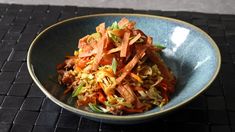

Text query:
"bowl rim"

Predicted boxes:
[[27, 13, 221, 121]]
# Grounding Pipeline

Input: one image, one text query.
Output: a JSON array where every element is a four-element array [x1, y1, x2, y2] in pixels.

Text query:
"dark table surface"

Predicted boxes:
[[0, 3, 235, 132]]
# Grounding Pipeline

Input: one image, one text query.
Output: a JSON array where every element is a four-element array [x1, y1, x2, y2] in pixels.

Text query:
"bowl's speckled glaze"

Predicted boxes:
[[27, 14, 221, 124]]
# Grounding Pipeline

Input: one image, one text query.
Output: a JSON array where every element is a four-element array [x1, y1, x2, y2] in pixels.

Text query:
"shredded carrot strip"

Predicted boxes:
[[79, 49, 97, 58], [129, 72, 143, 83], [116, 84, 136, 103], [116, 45, 147, 84], [92, 36, 106, 70], [63, 87, 73, 95], [118, 17, 129, 27], [146, 36, 153, 45], [78, 35, 89, 48], [129, 33, 141, 45], [107, 47, 121, 54], [126, 21, 136, 30], [96, 23, 106, 36], [120, 32, 130, 57]]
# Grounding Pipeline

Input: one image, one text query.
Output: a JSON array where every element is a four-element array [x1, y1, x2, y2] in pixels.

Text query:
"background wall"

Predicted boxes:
[[1, 0, 235, 14]]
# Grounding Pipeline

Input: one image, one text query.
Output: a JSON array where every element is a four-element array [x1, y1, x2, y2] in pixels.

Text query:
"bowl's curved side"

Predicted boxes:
[[27, 13, 221, 124]]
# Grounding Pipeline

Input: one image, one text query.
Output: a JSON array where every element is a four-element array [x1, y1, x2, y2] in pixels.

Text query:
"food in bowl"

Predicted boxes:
[[56, 18, 176, 115]]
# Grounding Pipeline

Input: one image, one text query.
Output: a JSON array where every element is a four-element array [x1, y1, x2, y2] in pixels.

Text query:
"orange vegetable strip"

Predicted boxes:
[[96, 23, 106, 36], [127, 21, 136, 30], [78, 49, 97, 58], [140, 52, 146, 58], [120, 32, 130, 57], [98, 91, 106, 103], [116, 84, 136, 103], [116, 45, 147, 84], [90, 41, 98, 49], [104, 33, 111, 49], [92, 36, 106, 70], [118, 17, 129, 27], [63, 87, 73, 95], [129, 72, 143, 83], [133, 86, 144, 91], [107, 46, 121, 54], [77, 57, 90, 69], [146, 36, 153, 45], [78, 35, 89, 48], [129, 33, 141, 45]]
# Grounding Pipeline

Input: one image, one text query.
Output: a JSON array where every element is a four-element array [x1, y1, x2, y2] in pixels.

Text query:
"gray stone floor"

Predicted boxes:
[[1, 0, 235, 14]]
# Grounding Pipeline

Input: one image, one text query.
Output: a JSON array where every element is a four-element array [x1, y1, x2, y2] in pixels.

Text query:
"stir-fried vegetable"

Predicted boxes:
[[155, 44, 166, 49], [88, 103, 108, 113], [72, 81, 85, 97], [57, 18, 176, 115], [111, 58, 117, 74]]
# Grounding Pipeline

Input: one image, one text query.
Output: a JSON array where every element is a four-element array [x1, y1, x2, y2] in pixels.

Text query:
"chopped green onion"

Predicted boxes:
[[72, 81, 85, 97], [108, 31, 121, 43], [104, 101, 113, 107], [97, 106, 109, 113], [111, 58, 117, 74], [110, 21, 119, 30], [88, 103, 108, 113], [155, 44, 166, 49], [67, 96, 76, 105]]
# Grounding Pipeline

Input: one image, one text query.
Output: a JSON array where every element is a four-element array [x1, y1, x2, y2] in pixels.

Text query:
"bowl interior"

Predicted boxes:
[[28, 14, 220, 121]]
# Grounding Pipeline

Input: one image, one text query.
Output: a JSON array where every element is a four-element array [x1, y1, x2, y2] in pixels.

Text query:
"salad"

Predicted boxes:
[[57, 18, 176, 115]]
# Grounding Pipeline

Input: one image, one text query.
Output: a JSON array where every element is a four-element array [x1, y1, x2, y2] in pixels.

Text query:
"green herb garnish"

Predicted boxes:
[[111, 58, 117, 74], [88, 103, 108, 113], [155, 44, 166, 49], [72, 81, 85, 97], [108, 31, 121, 43], [110, 21, 120, 30]]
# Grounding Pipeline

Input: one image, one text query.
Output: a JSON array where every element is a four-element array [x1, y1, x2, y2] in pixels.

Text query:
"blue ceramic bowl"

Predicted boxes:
[[27, 14, 221, 124]]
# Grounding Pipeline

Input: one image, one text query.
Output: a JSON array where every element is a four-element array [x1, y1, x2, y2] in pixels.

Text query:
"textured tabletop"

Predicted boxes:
[[2, 0, 235, 14], [0, 4, 235, 132]]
